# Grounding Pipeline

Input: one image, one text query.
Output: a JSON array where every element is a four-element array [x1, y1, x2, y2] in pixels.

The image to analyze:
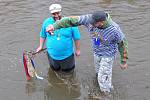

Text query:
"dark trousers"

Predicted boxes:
[[47, 53, 75, 72]]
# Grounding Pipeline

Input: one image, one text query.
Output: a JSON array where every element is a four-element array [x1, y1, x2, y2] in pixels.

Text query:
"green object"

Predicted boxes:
[[53, 17, 79, 29]]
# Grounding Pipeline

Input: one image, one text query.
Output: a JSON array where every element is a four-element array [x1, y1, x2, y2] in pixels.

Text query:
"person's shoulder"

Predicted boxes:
[[44, 17, 54, 22], [109, 25, 123, 36], [42, 17, 54, 26], [71, 26, 79, 30], [106, 24, 118, 33]]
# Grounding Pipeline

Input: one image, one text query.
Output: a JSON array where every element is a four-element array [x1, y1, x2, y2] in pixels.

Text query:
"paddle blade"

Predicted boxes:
[[23, 52, 31, 81], [22, 50, 44, 80]]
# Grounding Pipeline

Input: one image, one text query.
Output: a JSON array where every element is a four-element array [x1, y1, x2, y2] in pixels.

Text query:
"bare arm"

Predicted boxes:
[[74, 40, 80, 57], [36, 37, 46, 52]]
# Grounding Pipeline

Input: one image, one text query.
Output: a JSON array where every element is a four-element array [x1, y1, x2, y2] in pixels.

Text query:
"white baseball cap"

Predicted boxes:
[[49, 4, 62, 13]]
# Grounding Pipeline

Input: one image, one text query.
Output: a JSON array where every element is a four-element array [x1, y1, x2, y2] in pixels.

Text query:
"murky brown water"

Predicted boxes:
[[0, 0, 150, 100]]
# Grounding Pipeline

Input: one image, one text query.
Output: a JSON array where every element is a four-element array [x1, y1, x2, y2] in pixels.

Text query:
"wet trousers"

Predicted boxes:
[[94, 54, 114, 92]]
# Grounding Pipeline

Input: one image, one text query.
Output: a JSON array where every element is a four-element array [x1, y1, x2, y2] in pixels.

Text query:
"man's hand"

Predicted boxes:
[[46, 24, 54, 35], [36, 46, 43, 53], [75, 49, 80, 57], [120, 63, 128, 70]]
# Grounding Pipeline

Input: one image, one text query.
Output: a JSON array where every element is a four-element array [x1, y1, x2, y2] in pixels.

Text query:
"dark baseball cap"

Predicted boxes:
[[91, 11, 107, 24]]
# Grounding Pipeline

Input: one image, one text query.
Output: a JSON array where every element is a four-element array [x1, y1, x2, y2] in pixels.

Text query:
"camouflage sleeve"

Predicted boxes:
[[118, 38, 128, 64], [53, 16, 79, 29]]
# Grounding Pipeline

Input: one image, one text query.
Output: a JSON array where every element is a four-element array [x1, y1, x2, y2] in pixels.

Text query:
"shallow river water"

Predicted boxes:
[[0, 0, 150, 100]]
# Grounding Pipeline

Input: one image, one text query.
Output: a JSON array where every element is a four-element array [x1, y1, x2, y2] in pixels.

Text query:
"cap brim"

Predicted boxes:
[[50, 9, 61, 13]]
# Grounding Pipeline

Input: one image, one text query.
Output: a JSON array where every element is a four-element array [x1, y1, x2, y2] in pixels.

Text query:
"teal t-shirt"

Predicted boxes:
[[40, 17, 80, 60]]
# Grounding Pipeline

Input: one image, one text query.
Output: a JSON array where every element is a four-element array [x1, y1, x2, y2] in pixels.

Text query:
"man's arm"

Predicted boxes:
[[53, 16, 79, 29], [46, 16, 79, 33], [74, 40, 80, 57], [36, 37, 46, 52], [118, 38, 128, 66], [37, 22, 46, 52], [46, 14, 92, 33]]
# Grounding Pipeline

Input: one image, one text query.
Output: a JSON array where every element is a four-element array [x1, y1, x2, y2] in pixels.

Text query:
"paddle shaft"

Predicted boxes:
[[32, 48, 47, 55]]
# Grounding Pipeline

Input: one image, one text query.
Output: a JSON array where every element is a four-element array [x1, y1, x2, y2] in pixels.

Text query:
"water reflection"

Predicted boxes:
[[128, 0, 135, 4], [25, 81, 36, 96], [25, 68, 81, 100], [44, 69, 81, 100], [100, 0, 112, 4]]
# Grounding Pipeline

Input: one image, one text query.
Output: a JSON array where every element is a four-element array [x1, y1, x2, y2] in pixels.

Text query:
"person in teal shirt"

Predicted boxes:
[[36, 4, 80, 72]]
